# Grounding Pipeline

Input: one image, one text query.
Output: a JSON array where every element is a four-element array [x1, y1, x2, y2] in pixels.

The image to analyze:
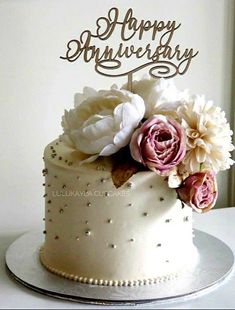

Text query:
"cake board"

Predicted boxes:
[[5, 229, 234, 306]]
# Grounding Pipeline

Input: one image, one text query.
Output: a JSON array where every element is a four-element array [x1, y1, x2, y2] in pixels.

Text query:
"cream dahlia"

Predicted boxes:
[[177, 95, 234, 173]]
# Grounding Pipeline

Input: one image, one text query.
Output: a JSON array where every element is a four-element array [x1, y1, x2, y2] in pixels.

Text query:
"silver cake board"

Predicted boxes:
[[5, 230, 234, 306]]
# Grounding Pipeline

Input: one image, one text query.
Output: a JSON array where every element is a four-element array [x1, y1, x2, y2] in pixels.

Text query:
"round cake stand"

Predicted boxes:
[[5, 229, 234, 306]]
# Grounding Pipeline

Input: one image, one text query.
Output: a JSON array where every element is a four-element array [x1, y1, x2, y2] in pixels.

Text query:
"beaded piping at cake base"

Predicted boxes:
[[39, 247, 178, 287]]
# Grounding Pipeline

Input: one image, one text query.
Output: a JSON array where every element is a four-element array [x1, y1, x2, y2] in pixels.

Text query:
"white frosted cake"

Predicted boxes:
[[40, 78, 234, 286], [40, 138, 196, 286]]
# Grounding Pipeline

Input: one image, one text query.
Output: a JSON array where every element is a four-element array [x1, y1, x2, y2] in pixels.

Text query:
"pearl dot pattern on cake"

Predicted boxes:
[[41, 138, 196, 287]]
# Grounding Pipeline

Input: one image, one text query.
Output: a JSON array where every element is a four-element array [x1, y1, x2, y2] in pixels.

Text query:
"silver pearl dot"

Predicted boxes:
[[76, 236, 80, 241], [105, 192, 109, 197], [87, 202, 91, 207], [107, 219, 113, 224], [127, 182, 133, 188], [87, 183, 91, 187], [143, 212, 148, 217], [159, 197, 164, 201], [110, 244, 116, 249], [128, 203, 132, 207], [62, 184, 66, 189], [130, 238, 135, 242], [100, 178, 106, 183], [85, 220, 89, 224], [85, 230, 91, 236], [59, 209, 64, 214]]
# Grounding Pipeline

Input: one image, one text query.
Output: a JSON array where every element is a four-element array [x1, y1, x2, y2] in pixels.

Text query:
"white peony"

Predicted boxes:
[[74, 86, 98, 107], [123, 77, 189, 118], [177, 95, 235, 173], [62, 88, 145, 163]]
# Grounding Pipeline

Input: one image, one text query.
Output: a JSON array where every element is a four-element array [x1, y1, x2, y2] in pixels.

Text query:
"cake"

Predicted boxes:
[[40, 77, 234, 286]]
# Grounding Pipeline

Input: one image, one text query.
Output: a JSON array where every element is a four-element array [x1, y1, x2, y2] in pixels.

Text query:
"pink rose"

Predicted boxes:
[[130, 115, 186, 175], [177, 171, 218, 213]]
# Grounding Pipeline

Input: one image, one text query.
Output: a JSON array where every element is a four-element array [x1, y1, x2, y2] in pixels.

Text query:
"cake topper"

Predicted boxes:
[[60, 7, 198, 89]]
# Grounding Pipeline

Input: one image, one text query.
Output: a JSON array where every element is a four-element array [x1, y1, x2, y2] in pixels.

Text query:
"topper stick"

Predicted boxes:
[[127, 73, 133, 92]]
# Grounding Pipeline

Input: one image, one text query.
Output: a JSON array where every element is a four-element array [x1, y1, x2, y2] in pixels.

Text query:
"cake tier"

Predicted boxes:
[[40, 139, 197, 286]]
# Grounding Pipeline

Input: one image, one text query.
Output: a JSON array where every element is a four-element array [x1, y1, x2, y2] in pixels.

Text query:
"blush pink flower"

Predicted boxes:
[[176, 171, 218, 213], [130, 115, 186, 175]]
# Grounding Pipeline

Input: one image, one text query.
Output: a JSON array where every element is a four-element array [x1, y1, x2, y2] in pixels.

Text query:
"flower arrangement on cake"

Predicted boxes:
[[61, 77, 234, 214]]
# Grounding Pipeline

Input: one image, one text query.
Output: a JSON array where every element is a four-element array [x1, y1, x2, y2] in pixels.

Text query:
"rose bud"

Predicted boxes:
[[130, 115, 186, 175], [176, 171, 218, 213]]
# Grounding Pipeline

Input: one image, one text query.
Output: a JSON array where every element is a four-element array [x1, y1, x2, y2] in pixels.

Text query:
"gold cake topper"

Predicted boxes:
[[60, 7, 198, 88]]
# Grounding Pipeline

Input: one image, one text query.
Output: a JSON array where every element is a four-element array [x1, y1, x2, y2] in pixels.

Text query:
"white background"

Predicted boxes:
[[0, 0, 234, 233]]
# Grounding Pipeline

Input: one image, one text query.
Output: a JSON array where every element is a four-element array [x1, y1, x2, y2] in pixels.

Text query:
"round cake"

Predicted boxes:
[[40, 77, 234, 286], [40, 138, 197, 286]]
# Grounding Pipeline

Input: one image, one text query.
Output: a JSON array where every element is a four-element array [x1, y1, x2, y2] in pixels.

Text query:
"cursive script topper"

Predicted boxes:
[[60, 7, 198, 87]]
